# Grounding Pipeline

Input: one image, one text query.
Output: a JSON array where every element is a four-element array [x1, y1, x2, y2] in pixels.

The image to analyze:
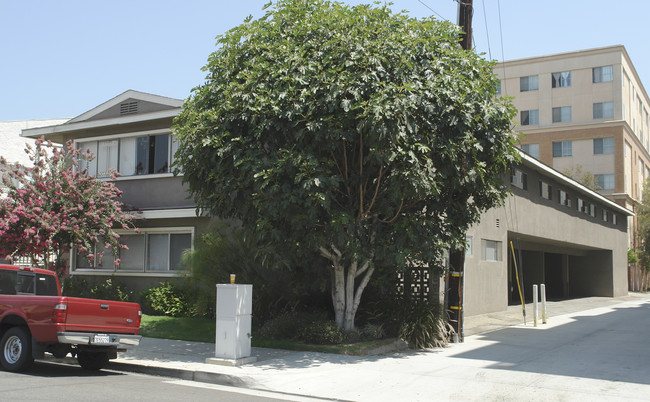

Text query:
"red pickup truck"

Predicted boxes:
[[0, 264, 141, 372]]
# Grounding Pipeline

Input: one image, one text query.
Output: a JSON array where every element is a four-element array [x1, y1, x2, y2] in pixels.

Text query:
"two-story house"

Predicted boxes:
[[21, 91, 209, 291]]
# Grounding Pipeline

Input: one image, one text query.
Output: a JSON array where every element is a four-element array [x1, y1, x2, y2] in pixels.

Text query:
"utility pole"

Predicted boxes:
[[457, 0, 473, 51], [447, 0, 473, 343]]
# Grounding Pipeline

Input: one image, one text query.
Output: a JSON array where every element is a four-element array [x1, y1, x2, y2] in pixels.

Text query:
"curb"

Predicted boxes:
[[108, 361, 250, 387]]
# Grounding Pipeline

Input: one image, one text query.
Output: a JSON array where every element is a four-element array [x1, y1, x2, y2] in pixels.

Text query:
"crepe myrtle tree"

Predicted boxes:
[[173, 0, 519, 330], [0, 137, 137, 277]]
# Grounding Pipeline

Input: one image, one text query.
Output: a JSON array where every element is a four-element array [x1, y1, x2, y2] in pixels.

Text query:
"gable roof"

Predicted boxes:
[[21, 90, 183, 140], [67, 90, 183, 124]]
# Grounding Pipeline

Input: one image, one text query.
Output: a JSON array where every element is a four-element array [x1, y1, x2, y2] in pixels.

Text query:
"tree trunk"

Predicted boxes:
[[319, 245, 375, 330]]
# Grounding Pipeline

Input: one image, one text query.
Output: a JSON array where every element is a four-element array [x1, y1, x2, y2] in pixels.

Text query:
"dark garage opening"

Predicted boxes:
[[508, 236, 613, 305]]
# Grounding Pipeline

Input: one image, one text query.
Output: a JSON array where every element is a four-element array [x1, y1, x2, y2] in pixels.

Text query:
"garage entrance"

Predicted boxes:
[[508, 234, 614, 305]]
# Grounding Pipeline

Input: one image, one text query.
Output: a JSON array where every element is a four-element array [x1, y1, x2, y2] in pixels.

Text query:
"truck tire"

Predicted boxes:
[[0, 327, 34, 372], [77, 351, 109, 371]]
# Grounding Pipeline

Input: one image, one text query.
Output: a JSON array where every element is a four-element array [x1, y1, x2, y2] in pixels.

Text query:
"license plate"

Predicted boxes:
[[93, 334, 111, 344]]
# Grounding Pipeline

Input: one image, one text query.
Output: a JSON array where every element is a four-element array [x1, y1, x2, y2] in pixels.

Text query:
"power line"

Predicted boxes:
[[416, 0, 450, 22], [481, 0, 492, 60]]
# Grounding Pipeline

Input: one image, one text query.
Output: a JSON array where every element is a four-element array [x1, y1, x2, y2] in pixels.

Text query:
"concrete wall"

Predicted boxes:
[[464, 160, 630, 316]]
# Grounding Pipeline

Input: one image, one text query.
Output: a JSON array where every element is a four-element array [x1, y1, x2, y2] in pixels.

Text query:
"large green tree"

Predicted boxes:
[[174, 0, 519, 330]]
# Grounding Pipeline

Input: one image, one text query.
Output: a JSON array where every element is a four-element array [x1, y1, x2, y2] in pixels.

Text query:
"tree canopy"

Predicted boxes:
[[173, 0, 519, 329], [0, 138, 137, 276]]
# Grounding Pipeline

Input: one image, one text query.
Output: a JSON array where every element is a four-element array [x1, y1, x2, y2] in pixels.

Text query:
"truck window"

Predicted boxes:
[[36, 274, 59, 296], [0, 271, 16, 295], [16, 273, 35, 295]]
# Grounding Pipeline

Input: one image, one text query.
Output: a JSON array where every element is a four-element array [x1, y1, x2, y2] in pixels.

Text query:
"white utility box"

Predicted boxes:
[[209, 284, 255, 365]]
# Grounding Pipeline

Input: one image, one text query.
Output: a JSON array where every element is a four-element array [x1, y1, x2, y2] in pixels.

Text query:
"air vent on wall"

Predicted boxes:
[[120, 101, 138, 115], [495, 218, 501, 228]]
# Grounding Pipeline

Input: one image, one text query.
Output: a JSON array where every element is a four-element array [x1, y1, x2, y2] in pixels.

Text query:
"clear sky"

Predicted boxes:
[[2, 0, 649, 121]]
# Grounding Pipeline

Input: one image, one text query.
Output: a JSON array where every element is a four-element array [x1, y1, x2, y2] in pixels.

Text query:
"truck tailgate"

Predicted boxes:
[[62, 297, 140, 334]]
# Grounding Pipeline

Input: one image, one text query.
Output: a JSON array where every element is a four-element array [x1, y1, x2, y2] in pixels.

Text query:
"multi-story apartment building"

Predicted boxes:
[[495, 45, 649, 290]]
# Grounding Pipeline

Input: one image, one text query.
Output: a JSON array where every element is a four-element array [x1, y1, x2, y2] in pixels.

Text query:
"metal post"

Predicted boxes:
[[541, 283, 547, 324], [532, 284, 538, 327]]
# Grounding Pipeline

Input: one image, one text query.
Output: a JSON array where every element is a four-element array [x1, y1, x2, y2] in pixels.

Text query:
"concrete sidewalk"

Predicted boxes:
[[54, 293, 650, 401]]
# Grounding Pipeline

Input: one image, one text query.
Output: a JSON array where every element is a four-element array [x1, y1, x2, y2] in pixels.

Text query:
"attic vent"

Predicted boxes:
[[495, 218, 501, 228], [120, 101, 138, 115]]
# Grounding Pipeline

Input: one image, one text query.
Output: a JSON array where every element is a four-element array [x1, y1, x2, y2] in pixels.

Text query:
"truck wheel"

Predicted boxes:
[[0, 327, 34, 372], [77, 351, 109, 371]]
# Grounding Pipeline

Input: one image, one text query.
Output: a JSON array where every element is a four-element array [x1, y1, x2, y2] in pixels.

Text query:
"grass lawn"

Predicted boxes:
[[139, 314, 399, 355]]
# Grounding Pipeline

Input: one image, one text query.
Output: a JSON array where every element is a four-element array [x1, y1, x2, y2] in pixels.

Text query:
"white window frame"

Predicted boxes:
[[74, 129, 180, 181], [482, 239, 502, 262], [72, 227, 194, 276]]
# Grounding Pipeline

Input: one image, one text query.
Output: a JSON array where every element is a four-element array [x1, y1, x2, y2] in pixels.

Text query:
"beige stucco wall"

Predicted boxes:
[[464, 173, 629, 316]]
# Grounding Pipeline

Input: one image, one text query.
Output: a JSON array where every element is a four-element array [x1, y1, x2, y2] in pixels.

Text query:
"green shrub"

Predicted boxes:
[[62, 276, 91, 298], [397, 297, 450, 349], [183, 221, 330, 325], [141, 282, 197, 317], [259, 311, 303, 340], [298, 320, 345, 345], [90, 278, 134, 302], [62, 276, 133, 302], [359, 323, 385, 340]]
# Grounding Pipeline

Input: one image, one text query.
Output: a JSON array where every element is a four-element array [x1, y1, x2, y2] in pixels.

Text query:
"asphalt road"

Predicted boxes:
[[0, 362, 308, 402]]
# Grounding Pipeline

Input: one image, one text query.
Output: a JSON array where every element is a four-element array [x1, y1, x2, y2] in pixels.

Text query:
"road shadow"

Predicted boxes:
[[17, 360, 125, 378], [450, 301, 650, 385]]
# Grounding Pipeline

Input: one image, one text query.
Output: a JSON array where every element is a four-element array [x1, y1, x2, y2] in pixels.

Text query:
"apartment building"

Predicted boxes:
[[495, 45, 649, 290], [21, 91, 209, 291]]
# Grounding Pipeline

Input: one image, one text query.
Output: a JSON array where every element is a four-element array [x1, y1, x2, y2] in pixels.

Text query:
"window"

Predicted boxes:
[[97, 140, 118, 178], [77, 133, 178, 178], [593, 138, 614, 154], [75, 228, 193, 272], [593, 102, 614, 119], [589, 204, 596, 217], [552, 71, 571, 88], [465, 236, 473, 256], [593, 66, 613, 83], [496, 80, 501, 95], [511, 168, 528, 190], [559, 190, 571, 207], [520, 110, 539, 126], [520, 75, 538, 92], [595, 174, 615, 190], [521, 143, 540, 159], [78, 141, 98, 176], [552, 141, 572, 157], [613, 214, 618, 225], [577, 198, 586, 213], [602, 210, 608, 222], [482, 240, 502, 261], [552, 106, 572, 123], [539, 181, 552, 200]]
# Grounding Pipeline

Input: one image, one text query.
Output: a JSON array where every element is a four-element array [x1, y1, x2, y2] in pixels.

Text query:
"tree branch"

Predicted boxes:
[[379, 198, 404, 224], [363, 164, 383, 219]]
